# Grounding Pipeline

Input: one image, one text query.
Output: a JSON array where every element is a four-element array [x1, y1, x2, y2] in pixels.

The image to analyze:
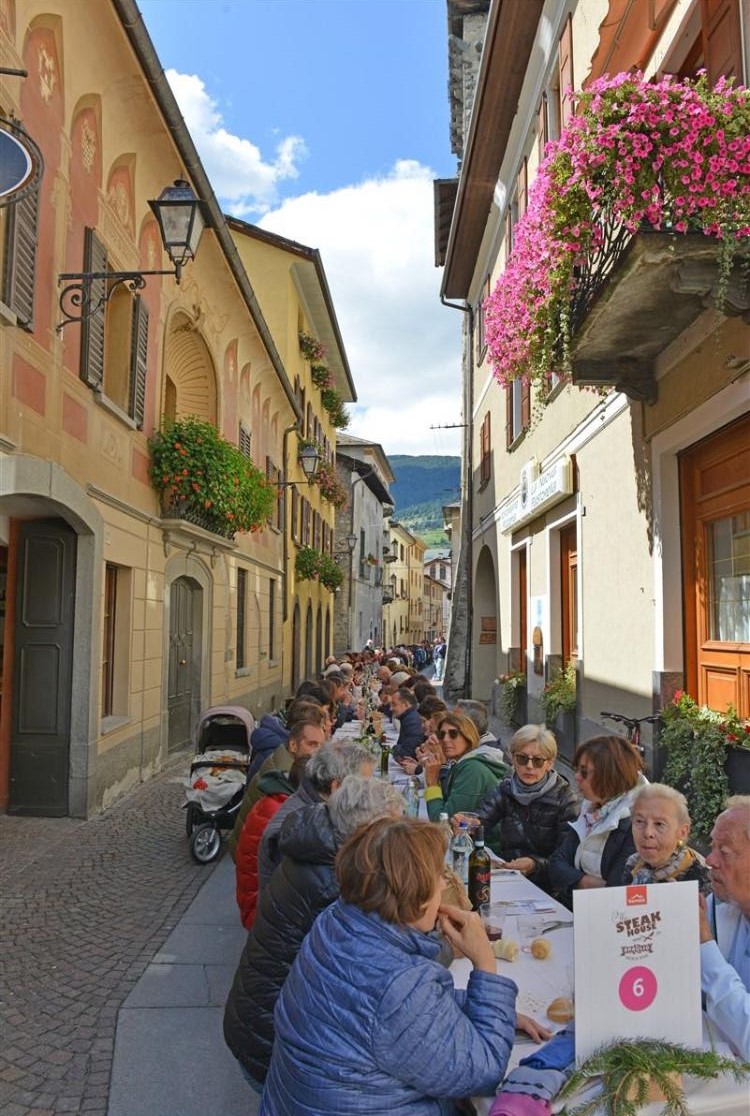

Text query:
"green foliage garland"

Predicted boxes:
[[557, 1038, 749, 1116], [149, 416, 276, 538]]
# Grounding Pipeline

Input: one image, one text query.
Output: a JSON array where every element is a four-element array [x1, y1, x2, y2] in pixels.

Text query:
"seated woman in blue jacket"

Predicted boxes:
[[261, 816, 548, 1116]]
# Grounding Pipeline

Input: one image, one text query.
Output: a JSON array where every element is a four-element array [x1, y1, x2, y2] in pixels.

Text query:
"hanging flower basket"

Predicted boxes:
[[315, 461, 348, 509], [320, 386, 350, 429], [294, 545, 343, 592], [149, 416, 276, 539], [298, 331, 326, 363], [310, 363, 333, 389], [484, 72, 750, 397]]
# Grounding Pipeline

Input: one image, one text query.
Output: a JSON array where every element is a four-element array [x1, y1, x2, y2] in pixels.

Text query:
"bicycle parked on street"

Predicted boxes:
[[600, 710, 661, 758]]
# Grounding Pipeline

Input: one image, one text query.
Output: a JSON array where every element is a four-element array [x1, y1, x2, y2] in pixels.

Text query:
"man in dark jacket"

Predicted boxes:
[[391, 687, 425, 764], [256, 740, 373, 890], [246, 714, 289, 780], [223, 777, 404, 1090]]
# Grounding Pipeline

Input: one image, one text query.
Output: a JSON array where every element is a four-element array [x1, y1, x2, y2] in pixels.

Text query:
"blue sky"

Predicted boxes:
[[139, 0, 464, 456]]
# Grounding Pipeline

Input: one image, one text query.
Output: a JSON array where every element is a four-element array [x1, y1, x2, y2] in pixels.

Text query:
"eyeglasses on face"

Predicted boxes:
[[439, 728, 460, 740], [513, 753, 547, 769]]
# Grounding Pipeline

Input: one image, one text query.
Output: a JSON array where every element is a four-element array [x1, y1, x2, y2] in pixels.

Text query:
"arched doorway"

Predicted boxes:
[[167, 576, 203, 752], [473, 544, 500, 701]]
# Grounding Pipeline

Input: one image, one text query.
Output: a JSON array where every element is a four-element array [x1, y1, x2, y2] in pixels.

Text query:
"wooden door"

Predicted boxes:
[[680, 414, 750, 716], [9, 519, 76, 815], [518, 546, 528, 670]]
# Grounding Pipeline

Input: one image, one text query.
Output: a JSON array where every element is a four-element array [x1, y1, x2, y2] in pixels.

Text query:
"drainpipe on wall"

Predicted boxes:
[[440, 296, 474, 702], [281, 422, 299, 625]]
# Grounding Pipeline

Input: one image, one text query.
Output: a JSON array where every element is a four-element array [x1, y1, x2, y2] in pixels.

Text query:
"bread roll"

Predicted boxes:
[[531, 936, 551, 959], [492, 938, 519, 962], [547, 996, 575, 1023]]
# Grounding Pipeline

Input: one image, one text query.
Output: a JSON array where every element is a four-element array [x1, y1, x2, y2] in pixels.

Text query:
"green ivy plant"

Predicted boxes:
[[661, 691, 749, 844], [557, 1038, 749, 1116], [541, 662, 577, 722], [149, 416, 276, 539]]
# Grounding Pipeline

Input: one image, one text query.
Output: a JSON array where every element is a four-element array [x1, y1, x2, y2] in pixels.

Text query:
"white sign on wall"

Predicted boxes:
[[500, 456, 574, 534], [573, 882, 702, 1060]]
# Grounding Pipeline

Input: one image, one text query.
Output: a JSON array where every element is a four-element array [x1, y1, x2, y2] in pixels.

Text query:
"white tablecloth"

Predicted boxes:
[[455, 875, 748, 1116]]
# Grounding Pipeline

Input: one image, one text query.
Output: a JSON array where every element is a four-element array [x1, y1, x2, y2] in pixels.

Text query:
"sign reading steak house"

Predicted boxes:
[[499, 457, 574, 534]]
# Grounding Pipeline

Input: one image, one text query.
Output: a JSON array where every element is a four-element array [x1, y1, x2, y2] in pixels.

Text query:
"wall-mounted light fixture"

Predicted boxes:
[[57, 179, 205, 331], [276, 442, 322, 487]]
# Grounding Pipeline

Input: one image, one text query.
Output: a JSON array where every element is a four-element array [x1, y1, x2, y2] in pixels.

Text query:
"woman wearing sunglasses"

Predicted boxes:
[[422, 712, 508, 823], [548, 735, 645, 909], [454, 725, 579, 893]]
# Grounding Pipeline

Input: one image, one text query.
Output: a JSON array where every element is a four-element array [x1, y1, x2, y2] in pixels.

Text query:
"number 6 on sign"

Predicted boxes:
[[619, 966, 657, 1011]]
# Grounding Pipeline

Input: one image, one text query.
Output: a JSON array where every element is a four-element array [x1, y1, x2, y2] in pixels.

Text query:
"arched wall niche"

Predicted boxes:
[[105, 154, 136, 237], [163, 311, 218, 425]]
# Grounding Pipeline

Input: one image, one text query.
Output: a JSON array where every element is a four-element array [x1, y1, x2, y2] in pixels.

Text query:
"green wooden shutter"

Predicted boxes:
[[3, 187, 39, 329], [80, 228, 107, 389], [129, 295, 148, 429]]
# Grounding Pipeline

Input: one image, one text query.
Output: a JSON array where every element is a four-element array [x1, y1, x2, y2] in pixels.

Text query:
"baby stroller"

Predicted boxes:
[[184, 705, 255, 863]]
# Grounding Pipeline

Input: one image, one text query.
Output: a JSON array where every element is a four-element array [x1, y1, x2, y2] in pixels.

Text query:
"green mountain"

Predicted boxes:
[[388, 455, 461, 544]]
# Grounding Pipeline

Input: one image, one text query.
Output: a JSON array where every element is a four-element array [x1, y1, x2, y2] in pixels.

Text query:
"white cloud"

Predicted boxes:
[[166, 69, 306, 214], [167, 66, 463, 455], [258, 162, 463, 456]]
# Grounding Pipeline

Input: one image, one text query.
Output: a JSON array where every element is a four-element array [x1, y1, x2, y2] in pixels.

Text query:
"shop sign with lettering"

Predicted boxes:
[[499, 457, 573, 534]]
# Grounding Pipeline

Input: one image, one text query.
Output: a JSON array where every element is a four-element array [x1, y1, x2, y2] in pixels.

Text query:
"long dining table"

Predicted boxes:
[[452, 871, 748, 1116]]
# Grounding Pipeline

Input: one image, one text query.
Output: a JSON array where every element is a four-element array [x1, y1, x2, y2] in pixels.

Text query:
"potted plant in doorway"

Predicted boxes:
[[497, 671, 527, 728], [541, 661, 577, 763]]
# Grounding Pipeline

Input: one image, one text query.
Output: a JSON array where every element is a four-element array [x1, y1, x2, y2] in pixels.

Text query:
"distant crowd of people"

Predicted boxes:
[[218, 651, 750, 1115]]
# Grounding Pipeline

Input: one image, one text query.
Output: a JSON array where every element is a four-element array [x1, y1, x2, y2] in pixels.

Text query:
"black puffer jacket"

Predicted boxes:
[[223, 802, 339, 1084], [476, 772, 579, 893]]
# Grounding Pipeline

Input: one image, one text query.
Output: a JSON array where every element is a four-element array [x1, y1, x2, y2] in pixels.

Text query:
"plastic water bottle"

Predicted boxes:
[[451, 822, 473, 888], [403, 777, 420, 818], [438, 812, 453, 867]]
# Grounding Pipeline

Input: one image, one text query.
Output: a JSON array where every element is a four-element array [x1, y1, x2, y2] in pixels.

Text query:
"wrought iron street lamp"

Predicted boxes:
[[57, 179, 205, 331]]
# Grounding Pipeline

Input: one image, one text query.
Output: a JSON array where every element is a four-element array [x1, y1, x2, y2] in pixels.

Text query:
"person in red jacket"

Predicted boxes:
[[235, 758, 305, 930]]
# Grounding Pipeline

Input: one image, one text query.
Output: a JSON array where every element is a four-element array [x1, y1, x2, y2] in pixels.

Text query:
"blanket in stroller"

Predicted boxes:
[[185, 749, 249, 813]]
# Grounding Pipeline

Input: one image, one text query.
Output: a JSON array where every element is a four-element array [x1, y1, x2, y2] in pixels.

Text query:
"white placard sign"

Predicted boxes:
[[573, 881, 702, 1060]]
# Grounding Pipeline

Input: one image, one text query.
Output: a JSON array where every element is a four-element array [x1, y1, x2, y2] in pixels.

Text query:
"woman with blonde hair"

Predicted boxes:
[[456, 724, 579, 891], [422, 711, 508, 822]]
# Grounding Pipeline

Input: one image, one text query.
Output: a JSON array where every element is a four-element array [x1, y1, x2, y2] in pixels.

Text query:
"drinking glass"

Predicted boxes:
[[517, 914, 545, 951]]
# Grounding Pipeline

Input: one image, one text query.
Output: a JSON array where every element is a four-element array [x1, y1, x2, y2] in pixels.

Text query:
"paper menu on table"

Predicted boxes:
[[573, 881, 702, 1060], [488, 899, 557, 914]]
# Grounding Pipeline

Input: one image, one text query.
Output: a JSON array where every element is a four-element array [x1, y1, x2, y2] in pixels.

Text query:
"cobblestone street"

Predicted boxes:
[[0, 757, 214, 1116]]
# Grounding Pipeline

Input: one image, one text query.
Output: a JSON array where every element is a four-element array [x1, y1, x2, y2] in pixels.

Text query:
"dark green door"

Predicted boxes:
[[9, 519, 77, 816], [168, 577, 198, 752]]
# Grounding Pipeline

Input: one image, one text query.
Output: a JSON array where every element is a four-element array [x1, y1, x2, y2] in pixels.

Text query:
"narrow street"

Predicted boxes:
[[0, 757, 231, 1116]]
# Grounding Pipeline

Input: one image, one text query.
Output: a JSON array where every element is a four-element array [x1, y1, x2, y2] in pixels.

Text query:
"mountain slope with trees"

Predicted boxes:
[[387, 455, 460, 545]]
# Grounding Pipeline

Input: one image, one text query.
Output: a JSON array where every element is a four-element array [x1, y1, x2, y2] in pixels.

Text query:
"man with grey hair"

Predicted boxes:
[[224, 775, 403, 1090], [699, 795, 750, 1059], [257, 740, 373, 890]]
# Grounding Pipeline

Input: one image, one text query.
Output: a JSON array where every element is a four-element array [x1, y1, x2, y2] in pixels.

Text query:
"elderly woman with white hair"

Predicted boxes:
[[622, 782, 711, 892], [223, 776, 405, 1092], [456, 724, 579, 894]]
